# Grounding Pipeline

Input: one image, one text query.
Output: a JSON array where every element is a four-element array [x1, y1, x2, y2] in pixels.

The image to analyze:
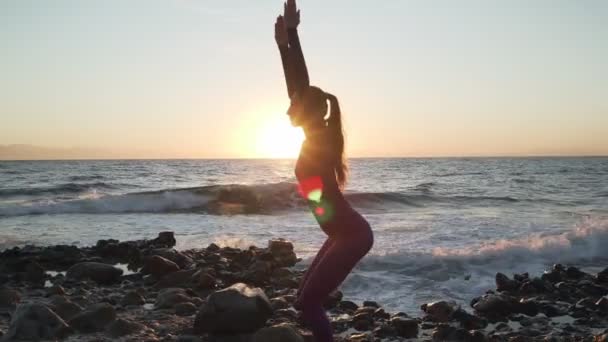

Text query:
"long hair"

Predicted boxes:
[[324, 92, 348, 189]]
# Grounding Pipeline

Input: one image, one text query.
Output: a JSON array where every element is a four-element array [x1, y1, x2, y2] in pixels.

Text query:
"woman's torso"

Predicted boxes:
[[295, 137, 367, 236]]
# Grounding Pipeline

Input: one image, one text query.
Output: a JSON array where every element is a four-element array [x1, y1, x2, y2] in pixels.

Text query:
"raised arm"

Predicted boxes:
[[275, 16, 296, 97], [284, 0, 310, 96]]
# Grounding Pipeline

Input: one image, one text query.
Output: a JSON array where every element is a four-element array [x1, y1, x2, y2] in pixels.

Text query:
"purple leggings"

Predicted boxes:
[[294, 215, 374, 342]]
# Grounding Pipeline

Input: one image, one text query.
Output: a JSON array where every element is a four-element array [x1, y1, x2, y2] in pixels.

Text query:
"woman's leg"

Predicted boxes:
[[296, 237, 334, 298], [297, 227, 373, 341]]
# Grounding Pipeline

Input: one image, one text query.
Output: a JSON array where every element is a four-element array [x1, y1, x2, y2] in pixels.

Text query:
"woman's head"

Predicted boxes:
[[287, 86, 328, 128], [288, 85, 348, 188]]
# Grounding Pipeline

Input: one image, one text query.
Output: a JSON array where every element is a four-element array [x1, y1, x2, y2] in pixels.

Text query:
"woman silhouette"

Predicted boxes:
[[274, 1, 374, 340]]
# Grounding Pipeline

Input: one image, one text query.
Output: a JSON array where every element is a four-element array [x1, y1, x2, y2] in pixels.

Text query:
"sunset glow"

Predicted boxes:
[[255, 116, 305, 158]]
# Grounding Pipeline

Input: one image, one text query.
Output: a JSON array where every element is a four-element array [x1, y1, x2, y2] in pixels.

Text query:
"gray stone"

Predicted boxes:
[[105, 318, 145, 337], [120, 290, 146, 306], [68, 303, 116, 333], [4, 303, 71, 341], [142, 255, 180, 278], [155, 288, 196, 309], [194, 282, 272, 334], [66, 262, 123, 284], [175, 302, 198, 316], [390, 316, 418, 338], [252, 323, 304, 342], [48, 295, 83, 321], [421, 300, 458, 322]]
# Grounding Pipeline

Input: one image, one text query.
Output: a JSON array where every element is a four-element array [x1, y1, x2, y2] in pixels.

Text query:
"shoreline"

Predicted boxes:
[[0, 232, 606, 341]]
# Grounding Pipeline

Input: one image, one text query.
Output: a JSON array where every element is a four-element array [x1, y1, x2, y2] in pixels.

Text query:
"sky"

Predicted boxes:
[[1, 0, 607, 159]]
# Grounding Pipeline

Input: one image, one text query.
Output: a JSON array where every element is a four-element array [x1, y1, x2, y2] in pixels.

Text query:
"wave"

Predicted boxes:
[[0, 182, 116, 197], [357, 217, 608, 281], [0, 182, 551, 217]]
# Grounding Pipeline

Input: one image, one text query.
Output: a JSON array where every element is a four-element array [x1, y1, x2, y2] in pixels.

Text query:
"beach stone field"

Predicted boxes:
[[0, 232, 606, 341]]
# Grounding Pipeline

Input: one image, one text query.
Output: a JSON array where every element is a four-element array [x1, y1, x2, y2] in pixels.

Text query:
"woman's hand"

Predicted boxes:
[[274, 15, 288, 46], [283, 0, 300, 29]]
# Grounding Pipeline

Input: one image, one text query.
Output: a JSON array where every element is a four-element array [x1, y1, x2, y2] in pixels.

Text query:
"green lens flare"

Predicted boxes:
[[307, 189, 322, 203]]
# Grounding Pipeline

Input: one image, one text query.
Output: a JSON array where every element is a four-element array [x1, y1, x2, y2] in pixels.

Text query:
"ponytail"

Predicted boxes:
[[325, 93, 348, 189]]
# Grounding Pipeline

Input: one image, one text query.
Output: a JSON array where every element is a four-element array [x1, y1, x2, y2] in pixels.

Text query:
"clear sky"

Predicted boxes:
[[1, 0, 607, 159]]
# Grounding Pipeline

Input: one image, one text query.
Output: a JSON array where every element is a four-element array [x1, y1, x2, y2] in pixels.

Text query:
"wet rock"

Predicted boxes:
[[142, 255, 180, 278], [156, 269, 197, 288], [496, 272, 520, 292], [48, 295, 83, 321], [338, 300, 359, 312], [252, 323, 304, 342], [194, 282, 272, 334], [472, 294, 516, 317], [565, 266, 586, 279], [597, 267, 608, 283], [372, 324, 397, 338], [373, 308, 391, 320], [421, 300, 458, 322], [390, 316, 418, 338], [363, 300, 380, 308], [323, 290, 343, 309], [46, 284, 65, 297], [596, 296, 608, 312], [4, 303, 71, 341], [120, 290, 146, 306], [152, 231, 177, 248], [193, 269, 217, 289], [155, 288, 196, 309], [149, 248, 193, 269], [106, 318, 145, 337], [431, 323, 469, 341], [346, 332, 372, 341], [268, 238, 297, 267], [24, 261, 45, 284], [0, 287, 20, 308], [352, 311, 374, 331], [68, 303, 116, 333], [207, 243, 220, 252], [66, 262, 123, 284], [452, 308, 487, 330], [270, 297, 290, 311], [175, 302, 198, 316]]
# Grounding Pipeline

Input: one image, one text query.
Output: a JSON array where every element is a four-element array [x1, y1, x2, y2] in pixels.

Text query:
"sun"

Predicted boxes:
[[255, 116, 304, 158]]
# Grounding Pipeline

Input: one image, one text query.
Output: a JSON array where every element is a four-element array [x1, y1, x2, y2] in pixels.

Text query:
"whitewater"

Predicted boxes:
[[0, 158, 606, 313]]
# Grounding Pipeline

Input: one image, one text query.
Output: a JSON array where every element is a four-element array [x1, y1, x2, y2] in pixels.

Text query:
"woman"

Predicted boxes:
[[274, 1, 374, 340]]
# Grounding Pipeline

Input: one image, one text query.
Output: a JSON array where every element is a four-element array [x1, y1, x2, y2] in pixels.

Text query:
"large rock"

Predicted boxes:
[[48, 295, 83, 321], [390, 317, 418, 338], [598, 267, 608, 283], [3, 303, 71, 341], [142, 255, 180, 278], [252, 323, 304, 342], [421, 300, 458, 322], [24, 261, 46, 284], [120, 290, 146, 306], [155, 288, 198, 309], [472, 294, 516, 317], [66, 262, 123, 284], [495, 272, 520, 292], [268, 239, 297, 267], [194, 283, 272, 334], [68, 303, 116, 333], [152, 231, 177, 248], [149, 248, 193, 269]]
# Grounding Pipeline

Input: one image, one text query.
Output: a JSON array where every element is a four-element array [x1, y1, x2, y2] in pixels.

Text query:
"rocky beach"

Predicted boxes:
[[0, 231, 606, 342]]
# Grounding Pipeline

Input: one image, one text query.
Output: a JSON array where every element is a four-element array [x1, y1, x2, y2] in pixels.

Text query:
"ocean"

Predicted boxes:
[[0, 158, 606, 314]]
